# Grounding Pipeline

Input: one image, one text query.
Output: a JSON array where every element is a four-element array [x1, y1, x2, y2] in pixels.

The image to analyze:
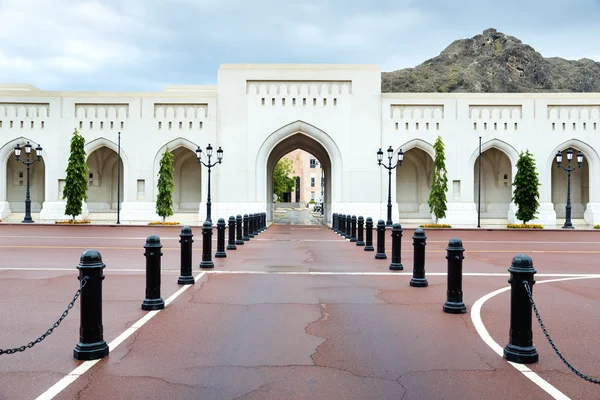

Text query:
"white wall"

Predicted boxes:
[[1, 68, 600, 226]]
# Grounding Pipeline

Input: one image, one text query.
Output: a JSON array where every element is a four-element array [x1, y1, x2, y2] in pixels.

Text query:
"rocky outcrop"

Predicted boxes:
[[381, 28, 600, 93]]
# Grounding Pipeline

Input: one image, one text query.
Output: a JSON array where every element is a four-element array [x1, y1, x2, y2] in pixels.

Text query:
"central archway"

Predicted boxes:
[[256, 121, 342, 223]]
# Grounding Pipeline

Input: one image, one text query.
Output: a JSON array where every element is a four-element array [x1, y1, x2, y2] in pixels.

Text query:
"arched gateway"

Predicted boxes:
[[256, 121, 342, 223]]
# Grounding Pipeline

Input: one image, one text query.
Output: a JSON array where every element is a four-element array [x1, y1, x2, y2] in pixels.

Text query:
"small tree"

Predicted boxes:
[[428, 136, 449, 224], [273, 158, 296, 201], [63, 129, 88, 222], [156, 148, 174, 222], [512, 150, 540, 224]]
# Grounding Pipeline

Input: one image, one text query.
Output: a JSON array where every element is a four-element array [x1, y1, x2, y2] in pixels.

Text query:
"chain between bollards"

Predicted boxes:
[[0, 277, 88, 355], [523, 281, 599, 384]]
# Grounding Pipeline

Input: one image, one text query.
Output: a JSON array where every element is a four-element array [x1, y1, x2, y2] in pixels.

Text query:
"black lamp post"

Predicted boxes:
[[378, 146, 403, 227], [556, 148, 583, 229], [196, 144, 223, 224], [14, 141, 43, 223]]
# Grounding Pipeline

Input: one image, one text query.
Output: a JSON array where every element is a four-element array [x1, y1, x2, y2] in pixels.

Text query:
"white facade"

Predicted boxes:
[[1, 64, 599, 226]]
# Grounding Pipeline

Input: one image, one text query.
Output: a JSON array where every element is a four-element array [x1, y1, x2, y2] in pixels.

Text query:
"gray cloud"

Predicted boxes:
[[0, 0, 598, 90]]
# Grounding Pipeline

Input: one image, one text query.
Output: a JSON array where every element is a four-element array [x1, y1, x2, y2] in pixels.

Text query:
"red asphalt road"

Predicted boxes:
[[0, 224, 599, 399]]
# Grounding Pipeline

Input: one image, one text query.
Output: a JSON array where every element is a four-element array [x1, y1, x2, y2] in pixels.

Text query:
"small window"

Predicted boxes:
[[311, 191, 315, 200], [483, 122, 487, 130], [158, 121, 162, 129], [313, 98, 316, 106], [20, 121, 24, 129], [90, 121, 93, 129], [415, 122, 419, 130], [261, 98, 265, 106], [41, 121, 44, 129], [436, 122, 440, 130], [426, 122, 429, 130], [179, 121, 182, 129], [303, 98, 307, 106], [494, 122, 497, 130], [199, 121, 203, 129], [168, 122, 172, 129], [282, 98, 286, 106], [31, 121, 34, 129], [120, 121, 124, 129], [395, 122, 399, 130], [323, 98, 327, 106], [292, 98, 296, 106], [311, 177, 315, 187], [514, 122, 518, 130], [310, 158, 316, 168], [333, 98, 337, 106], [272, 98, 275, 106], [110, 121, 114, 129], [405, 122, 409, 130], [474, 122, 477, 130], [552, 122, 555, 131], [79, 121, 83, 129], [321, 177, 324, 187]]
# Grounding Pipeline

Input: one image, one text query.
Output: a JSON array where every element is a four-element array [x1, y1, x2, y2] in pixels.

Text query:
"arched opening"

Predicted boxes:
[[6, 149, 46, 212], [86, 146, 123, 212], [551, 147, 589, 219], [473, 148, 512, 218], [396, 148, 433, 218], [266, 133, 331, 224], [171, 147, 201, 212]]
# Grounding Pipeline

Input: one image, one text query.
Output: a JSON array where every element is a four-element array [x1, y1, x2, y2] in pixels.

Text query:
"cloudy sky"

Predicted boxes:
[[1, 0, 599, 91]]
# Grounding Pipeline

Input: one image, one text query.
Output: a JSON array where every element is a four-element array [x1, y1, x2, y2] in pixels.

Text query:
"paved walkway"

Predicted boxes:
[[0, 224, 599, 399]]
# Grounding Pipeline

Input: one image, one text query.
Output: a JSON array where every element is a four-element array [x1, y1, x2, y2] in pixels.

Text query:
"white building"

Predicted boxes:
[[1, 64, 599, 227]]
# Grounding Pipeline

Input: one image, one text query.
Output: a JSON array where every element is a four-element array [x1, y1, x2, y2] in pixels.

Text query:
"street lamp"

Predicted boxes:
[[556, 148, 584, 229], [196, 144, 223, 223], [378, 146, 403, 226], [14, 141, 43, 223]]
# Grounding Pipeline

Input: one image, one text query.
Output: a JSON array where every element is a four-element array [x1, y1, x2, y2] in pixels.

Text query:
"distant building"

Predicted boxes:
[[282, 149, 324, 204]]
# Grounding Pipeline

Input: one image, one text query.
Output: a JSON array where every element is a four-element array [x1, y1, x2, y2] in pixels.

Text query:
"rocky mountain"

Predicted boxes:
[[381, 28, 600, 93]]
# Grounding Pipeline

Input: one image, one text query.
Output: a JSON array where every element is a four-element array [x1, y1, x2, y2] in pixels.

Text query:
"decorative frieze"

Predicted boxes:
[[153, 103, 208, 131], [390, 104, 444, 132], [247, 81, 351, 108], [0, 103, 50, 130], [548, 105, 600, 132], [469, 105, 522, 120], [75, 103, 129, 131]]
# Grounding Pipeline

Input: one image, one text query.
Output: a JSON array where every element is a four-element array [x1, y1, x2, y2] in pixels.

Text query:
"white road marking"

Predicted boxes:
[[34, 271, 207, 400], [470, 275, 600, 400]]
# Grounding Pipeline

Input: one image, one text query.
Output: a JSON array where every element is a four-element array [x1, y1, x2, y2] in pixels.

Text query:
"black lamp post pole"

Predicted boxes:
[[14, 142, 42, 223], [556, 148, 583, 229], [196, 144, 223, 224], [477, 136, 481, 228], [378, 146, 403, 227], [117, 131, 121, 225]]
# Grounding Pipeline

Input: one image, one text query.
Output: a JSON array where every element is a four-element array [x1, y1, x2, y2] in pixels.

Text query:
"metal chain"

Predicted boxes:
[[0, 276, 88, 356], [523, 281, 600, 385]]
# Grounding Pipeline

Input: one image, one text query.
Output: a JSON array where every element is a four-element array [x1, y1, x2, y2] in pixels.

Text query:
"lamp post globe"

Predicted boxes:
[[14, 141, 43, 223]]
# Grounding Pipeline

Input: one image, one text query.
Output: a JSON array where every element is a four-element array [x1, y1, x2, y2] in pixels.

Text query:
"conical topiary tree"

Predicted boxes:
[[512, 150, 540, 224], [63, 129, 88, 222], [428, 136, 448, 224], [156, 148, 174, 222]]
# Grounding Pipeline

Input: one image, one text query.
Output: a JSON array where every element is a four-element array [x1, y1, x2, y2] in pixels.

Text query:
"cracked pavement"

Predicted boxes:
[[1, 224, 599, 399]]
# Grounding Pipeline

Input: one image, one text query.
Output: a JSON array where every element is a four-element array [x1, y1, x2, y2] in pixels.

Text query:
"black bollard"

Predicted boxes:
[[332, 213, 338, 232], [200, 220, 215, 268], [254, 213, 259, 235], [227, 216, 237, 250], [243, 214, 250, 241], [248, 213, 255, 238], [375, 220, 387, 259], [410, 228, 428, 287], [178, 226, 195, 285], [356, 216, 365, 246], [503, 254, 539, 364], [364, 217, 374, 251], [262, 212, 266, 231], [389, 223, 403, 270], [235, 214, 244, 245], [142, 235, 165, 310], [215, 218, 227, 258], [339, 214, 345, 236], [443, 238, 467, 314], [345, 214, 352, 239], [73, 249, 109, 360], [350, 215, 357, 242]]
